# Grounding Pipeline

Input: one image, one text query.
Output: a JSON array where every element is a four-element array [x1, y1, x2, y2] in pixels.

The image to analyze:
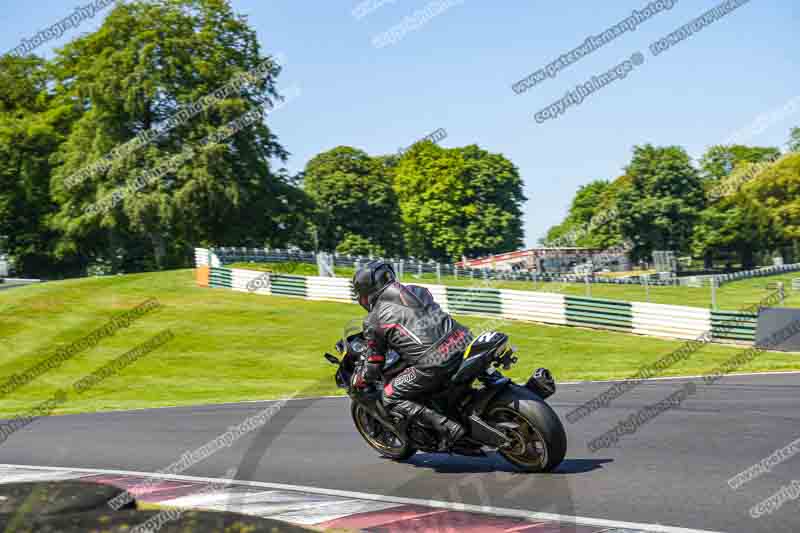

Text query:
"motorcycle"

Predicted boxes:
[[323, 330, 567, 472]]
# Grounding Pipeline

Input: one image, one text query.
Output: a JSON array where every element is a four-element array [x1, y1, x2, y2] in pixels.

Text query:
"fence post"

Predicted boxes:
[[644, 274, 650, 303], [585, 273, 591, 298], [418, 262, 422, 277], [711, 276, 718, 311], [779, 281, 785, 305], [454, 265, 458, 280], [436, 263, 441, 283]]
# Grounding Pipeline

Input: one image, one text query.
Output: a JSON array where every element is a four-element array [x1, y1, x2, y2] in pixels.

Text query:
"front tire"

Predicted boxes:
[[486, 384, 567, 472], [351, 402, 416, 460]]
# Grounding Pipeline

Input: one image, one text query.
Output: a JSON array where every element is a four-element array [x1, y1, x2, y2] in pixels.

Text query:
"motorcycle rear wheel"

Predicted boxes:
[[351, 402, 416, 460], [486, 385, 567, 472]]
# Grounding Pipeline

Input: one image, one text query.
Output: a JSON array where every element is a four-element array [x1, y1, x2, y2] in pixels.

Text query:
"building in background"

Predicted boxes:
[[456, 247, 631, 274]]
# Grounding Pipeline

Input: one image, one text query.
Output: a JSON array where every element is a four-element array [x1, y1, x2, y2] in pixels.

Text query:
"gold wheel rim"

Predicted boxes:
[[488, 406, 548, 468], [354, 405, 406, 454]]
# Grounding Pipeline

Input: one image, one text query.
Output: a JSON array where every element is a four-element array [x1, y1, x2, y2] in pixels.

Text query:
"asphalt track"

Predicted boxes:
[[1, 373, 799, 532]]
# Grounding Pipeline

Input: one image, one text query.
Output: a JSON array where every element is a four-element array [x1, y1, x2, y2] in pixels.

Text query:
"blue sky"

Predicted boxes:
[[3, 0, 798, 247]]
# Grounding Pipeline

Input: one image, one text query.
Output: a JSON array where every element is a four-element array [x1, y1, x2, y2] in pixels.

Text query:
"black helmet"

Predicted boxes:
[[352, 260, 396, 311]]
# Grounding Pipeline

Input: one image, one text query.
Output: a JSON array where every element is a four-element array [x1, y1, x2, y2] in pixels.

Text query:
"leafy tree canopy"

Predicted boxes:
[[393, 142, 525, 261], [302, 146, 403, 256], [616, 144, 705, 261], [47, 0, 293, 270], [699, 144, 781, 182]]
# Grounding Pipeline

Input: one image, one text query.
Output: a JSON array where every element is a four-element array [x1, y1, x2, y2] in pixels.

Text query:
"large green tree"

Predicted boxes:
[[699, 144, 781, 182], [789, 127, 800, 153], [744, 152, 800, 259], [302, 146, 403, 256], [616, 145, 705, 261], [693, 154, 800, 268], [393, 142, 525, 261], [48, 0, 298, 270], [691, 198, 774, 269], [543, 180, 608, 245], [0, 55, 79, 276]]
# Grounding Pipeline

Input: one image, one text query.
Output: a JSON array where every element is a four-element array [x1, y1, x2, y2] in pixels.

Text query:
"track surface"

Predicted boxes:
[[1, 374, 799, 532]]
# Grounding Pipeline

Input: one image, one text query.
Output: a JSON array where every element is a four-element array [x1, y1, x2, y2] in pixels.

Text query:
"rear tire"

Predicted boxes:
[[486, 384, 567, 472], [351, 402, 416, 460]]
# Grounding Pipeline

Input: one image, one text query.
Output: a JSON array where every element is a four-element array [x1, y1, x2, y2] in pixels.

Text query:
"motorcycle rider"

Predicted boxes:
[[351, 259, 472, 452]]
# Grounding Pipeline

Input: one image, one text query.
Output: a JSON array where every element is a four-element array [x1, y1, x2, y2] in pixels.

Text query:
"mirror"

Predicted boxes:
[[324, 352, 340, 365]]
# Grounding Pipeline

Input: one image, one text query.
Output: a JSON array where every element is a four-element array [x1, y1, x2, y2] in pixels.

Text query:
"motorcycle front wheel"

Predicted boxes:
[[351, 402, 416, 460]]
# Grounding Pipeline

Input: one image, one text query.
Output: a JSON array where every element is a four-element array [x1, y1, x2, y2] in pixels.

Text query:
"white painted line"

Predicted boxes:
[[558, 370, 800, 386], [0, 470, 91, 483], [160, 488, 402, 525], [0, 464, 722, 533], [268, 500, 402, 525]]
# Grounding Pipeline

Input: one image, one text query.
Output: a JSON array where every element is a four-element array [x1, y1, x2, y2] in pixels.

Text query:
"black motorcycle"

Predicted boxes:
[[324, 330, 567, 472]]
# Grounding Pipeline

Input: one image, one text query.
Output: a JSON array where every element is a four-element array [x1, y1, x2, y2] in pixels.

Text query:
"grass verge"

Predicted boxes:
[[0, 269, 798, 417]]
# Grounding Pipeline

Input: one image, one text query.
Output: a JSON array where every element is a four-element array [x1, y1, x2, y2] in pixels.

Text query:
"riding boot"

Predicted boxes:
[[409, 405, 466, 452]]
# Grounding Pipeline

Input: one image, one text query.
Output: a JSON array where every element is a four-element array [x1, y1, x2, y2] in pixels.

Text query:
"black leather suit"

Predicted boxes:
[[362, 282, 473, 423]]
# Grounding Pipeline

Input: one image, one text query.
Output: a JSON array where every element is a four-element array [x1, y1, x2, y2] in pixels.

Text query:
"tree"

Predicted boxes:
[[691, 199, 774, 270], [744, 152, 800, 260], [699, 144, 781, 182], [48, 0, 295, 271], [542, 181, 606, 246], [0, 55, 79, 276], [542, 179, 629, 249], [393, 142, 525, 261], [302, 146, 403, 255], [616, 145, 705, 261], [336, 233, 386, 257], [789, 127, 800, 153]]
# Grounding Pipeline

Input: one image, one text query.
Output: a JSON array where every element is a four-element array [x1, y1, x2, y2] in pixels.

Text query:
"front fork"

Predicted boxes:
[[350, 388, 400, 435]]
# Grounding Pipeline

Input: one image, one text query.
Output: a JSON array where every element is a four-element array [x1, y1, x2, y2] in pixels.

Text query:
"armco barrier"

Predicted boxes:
[[631, 302, 711, 341], [446, 286, 503, 316], [306, 276, 353, 303], [716, 263, 800, 286], [565, 296, 632, 333], [711, 310, 759, 342], [209, 267, 232, 289], [500, 289, 567, 326], [194, 250, 757, 344], [271, 274, 307, 298]]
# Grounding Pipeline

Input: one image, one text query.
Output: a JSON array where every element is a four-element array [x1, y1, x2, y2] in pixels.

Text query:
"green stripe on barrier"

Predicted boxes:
[[712, 309, 758, 317], [566, 304, 632, 318], [711, 311, 758, 342], [713, 332, 757, 342], [271, 274, 307, 297], [209, 267, 232, 289], [566, 309, 633, 324], [446, 287, 502, 315], [565, 295, 632, 308], [565, 295, 632, 331]]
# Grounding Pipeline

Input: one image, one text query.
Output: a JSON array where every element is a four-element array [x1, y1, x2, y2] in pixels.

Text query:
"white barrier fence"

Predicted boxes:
[[197, 252, 744, 344]]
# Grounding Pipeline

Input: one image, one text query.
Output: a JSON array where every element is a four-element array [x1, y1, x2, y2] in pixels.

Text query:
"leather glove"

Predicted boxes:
[[352, 361, 382, 390], [351, 368, 368, 390]]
